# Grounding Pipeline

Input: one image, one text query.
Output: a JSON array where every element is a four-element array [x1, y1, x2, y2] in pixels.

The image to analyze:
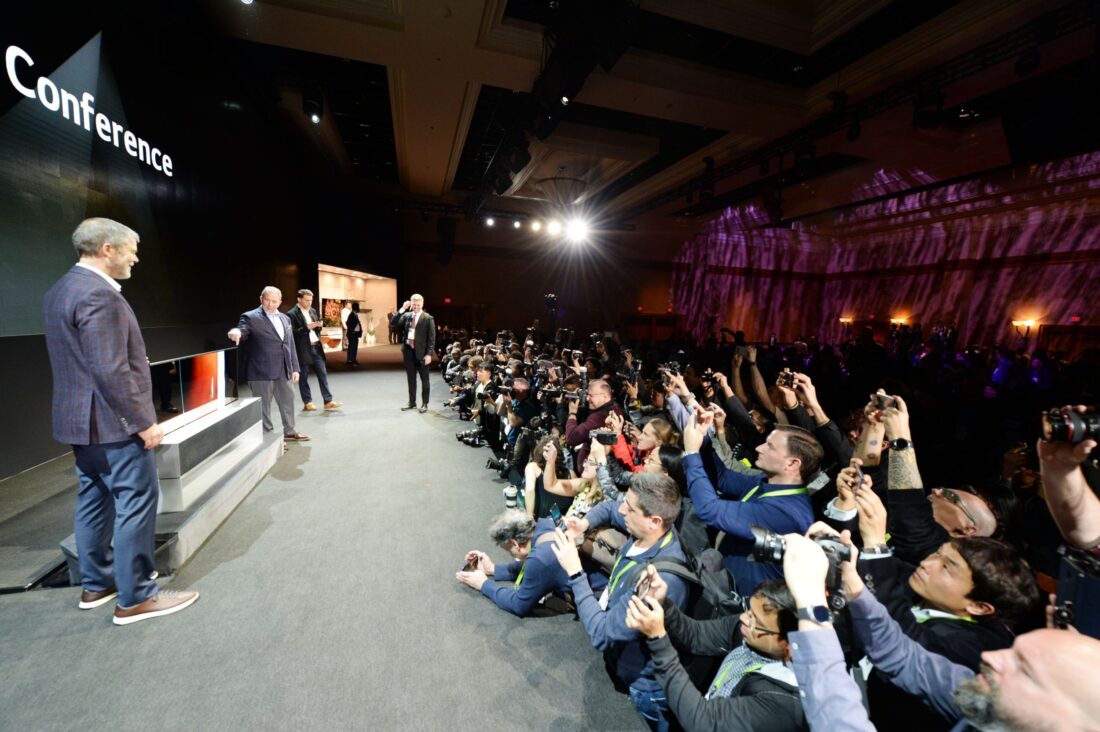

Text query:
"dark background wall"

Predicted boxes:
[[0, 5, 402, 478]]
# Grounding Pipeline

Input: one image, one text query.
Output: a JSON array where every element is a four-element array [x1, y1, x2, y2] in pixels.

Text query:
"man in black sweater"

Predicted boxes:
[[626, 570, 807, 732]]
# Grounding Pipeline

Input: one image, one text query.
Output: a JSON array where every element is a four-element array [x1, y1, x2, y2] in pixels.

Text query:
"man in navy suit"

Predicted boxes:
[[43, 218, 199, 625], [390, 293, 436, 413], [228, 287, 309, 442]]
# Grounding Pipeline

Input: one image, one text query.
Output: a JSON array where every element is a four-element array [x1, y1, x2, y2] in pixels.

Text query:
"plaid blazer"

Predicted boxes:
[[43, 265, 157, 445]]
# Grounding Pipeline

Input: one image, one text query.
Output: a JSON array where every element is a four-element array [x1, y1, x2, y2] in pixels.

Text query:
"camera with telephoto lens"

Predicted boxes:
[[776, 368, 794, 388], [589, 429, 618, 446], [1042, 407, 1099, 445], [750, 526, 852, 611]]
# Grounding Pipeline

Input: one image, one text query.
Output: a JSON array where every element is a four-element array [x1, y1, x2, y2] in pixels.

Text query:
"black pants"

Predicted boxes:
[[403, 345, 430, 405]]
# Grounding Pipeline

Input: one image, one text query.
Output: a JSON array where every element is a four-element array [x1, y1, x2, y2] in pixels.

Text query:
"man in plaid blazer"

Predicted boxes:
[[43, 218, 199, 625]]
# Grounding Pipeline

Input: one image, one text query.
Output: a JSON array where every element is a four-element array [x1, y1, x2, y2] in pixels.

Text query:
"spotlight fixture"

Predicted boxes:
[[513, 220, 522, 229], [890, 317, 907, 325], [302, 86, 323, 125], [547, 220, 562, 236], [531, 220, 542, 232], [564, 218, 589, 243], [838, 317, 853, 324], [241, 0, 254, 4], [485, 217, 495, 227], [560, 96, 569, 106]]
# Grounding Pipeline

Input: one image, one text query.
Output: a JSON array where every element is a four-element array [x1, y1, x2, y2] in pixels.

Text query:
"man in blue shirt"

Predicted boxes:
[[552, 473, 689, 732], [456, 511, 571, 617], [682, 408, 818, 593]]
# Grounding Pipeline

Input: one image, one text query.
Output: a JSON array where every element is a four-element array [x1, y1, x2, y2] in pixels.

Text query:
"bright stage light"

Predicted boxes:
[[485, 217, 495, 227], [513, 220, 522, 229], [565, 218, 590, 243], [531, 220, 542, 232], [547, 220, 562, 236], [310, 113, 320, 124]]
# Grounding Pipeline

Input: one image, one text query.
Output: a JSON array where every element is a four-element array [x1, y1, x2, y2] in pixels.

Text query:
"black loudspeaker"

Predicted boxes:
[[436, 217, 456, 266]]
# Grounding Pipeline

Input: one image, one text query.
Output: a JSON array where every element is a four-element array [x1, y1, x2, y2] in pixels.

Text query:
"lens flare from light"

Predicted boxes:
[[485, 217, 495, 227], [531, 220, 542, 232], [565, 218, 590, 243], [547, 220, 562, 236]]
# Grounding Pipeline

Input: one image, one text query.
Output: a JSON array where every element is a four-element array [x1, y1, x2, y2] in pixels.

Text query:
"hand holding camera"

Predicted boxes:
[[625, 593, 665, 639], [836, 458, 870, 510], [606, 412, 625, 435], [876, 391, 910, 440], [1038, 405, 1098, 473], [853, 483, 888, 548]]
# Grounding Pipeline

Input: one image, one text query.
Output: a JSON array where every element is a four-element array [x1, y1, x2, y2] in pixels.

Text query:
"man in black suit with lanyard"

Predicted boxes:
[[391, 293, 435, 413]]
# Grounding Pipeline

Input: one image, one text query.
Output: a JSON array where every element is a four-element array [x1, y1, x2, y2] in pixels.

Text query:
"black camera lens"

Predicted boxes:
[[750, 526, 786, 563], [1042, 408, 1099, 444]]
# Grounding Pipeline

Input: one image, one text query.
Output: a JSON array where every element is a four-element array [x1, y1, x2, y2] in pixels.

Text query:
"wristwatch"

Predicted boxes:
[[888, 438, 914, 450], [796, 605, 832, 623]]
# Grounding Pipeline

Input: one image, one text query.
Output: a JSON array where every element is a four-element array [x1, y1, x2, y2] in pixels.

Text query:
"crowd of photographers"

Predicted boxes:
[[438, 321, 1100, 732]]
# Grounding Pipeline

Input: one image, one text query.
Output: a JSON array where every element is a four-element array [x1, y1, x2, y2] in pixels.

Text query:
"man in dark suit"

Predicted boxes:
[[390, 293, 435, 413], [228, 287, 310, 442], [43, 217, 199, 625], [286, 288, 341, 411]]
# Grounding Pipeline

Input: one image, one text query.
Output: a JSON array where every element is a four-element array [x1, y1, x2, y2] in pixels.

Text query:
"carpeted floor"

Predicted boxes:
[[0, 345, 645, 731]]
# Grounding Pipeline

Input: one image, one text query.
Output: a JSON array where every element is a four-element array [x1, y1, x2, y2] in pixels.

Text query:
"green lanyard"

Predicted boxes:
[[608, 531, 673, 596], [740, 485, 808, 502], [514, 563, 526, 589], [710, 662, 763, 696]]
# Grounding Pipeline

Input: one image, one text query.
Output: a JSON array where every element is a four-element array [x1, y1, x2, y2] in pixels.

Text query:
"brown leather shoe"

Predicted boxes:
[[323, 401, 343, 410], [79, 586, 118, 610], [113, 589, 199, 625], [303, 402, 316, 411], [284, 433, 311, 441]]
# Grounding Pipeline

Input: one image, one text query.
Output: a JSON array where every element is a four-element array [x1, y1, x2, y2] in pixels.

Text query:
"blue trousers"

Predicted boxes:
[[298, 344, 333, 404], [629, 684, 679, 732], [72, 438, 160, 607]]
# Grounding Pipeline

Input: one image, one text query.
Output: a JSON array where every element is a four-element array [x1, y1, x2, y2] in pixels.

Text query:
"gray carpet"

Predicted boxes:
[[0, 347, 645, 731]]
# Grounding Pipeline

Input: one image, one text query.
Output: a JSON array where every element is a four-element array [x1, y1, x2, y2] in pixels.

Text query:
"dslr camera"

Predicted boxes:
[[776, 368, 795, 388], [751, 526, 852, 611], [1042, 407, 1098, 445]]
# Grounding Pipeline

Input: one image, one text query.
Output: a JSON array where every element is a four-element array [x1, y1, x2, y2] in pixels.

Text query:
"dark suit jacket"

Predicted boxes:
[[390, 309, 436, 360], [286, 305, 323, 366], [235, 306, 300, 381], [43, 265, 157, 445]]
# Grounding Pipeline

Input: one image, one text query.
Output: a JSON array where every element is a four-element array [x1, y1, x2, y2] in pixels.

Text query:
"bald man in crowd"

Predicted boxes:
[[228, 287, 310, 442]]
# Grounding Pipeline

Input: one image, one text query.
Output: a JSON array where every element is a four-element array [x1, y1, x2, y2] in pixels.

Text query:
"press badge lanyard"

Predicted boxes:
[[708, 662, 764, 699], [608, 531, 673, 596], [740, 485, 808, 502]]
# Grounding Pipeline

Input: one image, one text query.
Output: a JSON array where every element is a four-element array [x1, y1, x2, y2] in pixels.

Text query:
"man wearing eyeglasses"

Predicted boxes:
[[564, 378, 624, 466], [625, 572, 807, 732]]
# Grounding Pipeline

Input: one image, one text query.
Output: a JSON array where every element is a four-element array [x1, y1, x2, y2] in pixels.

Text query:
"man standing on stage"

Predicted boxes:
[[43, 217, 199, 625], [228, 287, 310, 442], [287, 288, 342, 412], [391, 293, 435, 413]]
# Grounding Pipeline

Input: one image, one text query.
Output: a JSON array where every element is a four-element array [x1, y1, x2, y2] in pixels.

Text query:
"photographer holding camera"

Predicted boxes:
[[1038, 404, 1100, 638], [625, 567, 806, 732], [551, 473, 690, 731], [456, 510, 573, 617], [681, 407, 817, 594], [565, 379, 624, 467], [781, 525, 1100, 732]]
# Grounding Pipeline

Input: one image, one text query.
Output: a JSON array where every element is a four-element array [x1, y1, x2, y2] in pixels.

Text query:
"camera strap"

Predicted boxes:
[[608, 531, 673, 596]]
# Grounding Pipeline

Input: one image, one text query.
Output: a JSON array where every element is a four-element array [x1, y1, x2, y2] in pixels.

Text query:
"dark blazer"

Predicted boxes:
[[346, 310, 361, 337], [390, 309, 436, 359], [43, 265, 157, 445], [235, 306, 300, 381], [286, 305, 322, 366]]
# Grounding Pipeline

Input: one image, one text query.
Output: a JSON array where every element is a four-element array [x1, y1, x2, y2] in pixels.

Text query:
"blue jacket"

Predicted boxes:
[[684, 451, 813, 593], [569, 499, 689, 691], [481, 518, 571, 616]]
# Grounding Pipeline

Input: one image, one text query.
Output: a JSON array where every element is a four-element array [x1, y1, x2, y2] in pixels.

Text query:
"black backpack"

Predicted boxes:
[[652, 547, 745, 621]]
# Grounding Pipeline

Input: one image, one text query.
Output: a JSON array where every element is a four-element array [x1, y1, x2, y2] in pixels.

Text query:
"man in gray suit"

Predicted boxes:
[[43, 217, 199, 624], [228, 287, 310, 442]]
